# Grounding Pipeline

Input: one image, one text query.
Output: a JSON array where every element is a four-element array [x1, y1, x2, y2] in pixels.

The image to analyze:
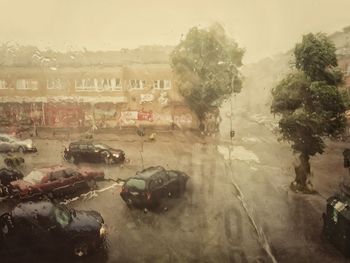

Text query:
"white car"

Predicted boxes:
[[0, 134, 37, 153]]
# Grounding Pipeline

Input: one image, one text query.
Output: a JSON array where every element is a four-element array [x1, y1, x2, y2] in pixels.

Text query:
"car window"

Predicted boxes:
[[25, 170, 46, 184], [94, 143, 109, 150], [69, 143, 79, 149], [64, 168, 78, 177], [159, 172, 170, 182], [79, 144, 88, 150], [0, 137, 9, 142], [167, 171, 178, 178], [125, 178, 146, 191]]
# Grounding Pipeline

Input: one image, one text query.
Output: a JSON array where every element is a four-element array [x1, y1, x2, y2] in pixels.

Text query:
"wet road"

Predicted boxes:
[[0, 130, 271, 263], [1, 108, 350, 262]]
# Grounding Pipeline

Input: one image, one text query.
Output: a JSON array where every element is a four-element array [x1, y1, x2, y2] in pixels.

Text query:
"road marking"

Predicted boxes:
[[60, 182, 121, 205], [223, 151, 278, 263]]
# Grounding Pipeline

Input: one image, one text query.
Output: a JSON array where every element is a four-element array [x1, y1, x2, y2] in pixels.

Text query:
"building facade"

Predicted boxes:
[[0, 64, 198, 130]]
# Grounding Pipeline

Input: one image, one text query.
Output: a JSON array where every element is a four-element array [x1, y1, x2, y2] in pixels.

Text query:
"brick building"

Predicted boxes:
[[0, 63, 198, 130]]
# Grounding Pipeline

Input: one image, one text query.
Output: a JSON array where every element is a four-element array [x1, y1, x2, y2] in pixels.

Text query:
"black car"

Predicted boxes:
[[64, 140, 125, 165], [120, 166, 189, 208], [0, 168, 23, 186], [0, 168, 24, 197], [0, 201, 107, 258], [323, 194, 350, 256]]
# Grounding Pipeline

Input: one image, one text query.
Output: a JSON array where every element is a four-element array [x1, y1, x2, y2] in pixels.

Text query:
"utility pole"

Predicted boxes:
[[229, 66, 236, 161]]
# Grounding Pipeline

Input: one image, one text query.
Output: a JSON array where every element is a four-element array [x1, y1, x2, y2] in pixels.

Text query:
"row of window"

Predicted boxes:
[[0, 78, 172, 91]]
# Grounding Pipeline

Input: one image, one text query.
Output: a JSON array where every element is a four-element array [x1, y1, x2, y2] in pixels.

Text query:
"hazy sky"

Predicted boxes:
[[1, 0, 350, 63]]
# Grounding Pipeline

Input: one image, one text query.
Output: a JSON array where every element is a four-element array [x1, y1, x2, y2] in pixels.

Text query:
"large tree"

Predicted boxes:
[[271, 33, 346, 192], [170, 24, 244, 128]]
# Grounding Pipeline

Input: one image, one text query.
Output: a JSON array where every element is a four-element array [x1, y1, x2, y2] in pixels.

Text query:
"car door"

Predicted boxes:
[[166, 171, 180, 192], [86, 143, 97, 162], [149, 176, 166, 200], [78, 143, 88, 161]]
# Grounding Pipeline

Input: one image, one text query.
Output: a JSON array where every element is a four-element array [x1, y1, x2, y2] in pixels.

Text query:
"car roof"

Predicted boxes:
[[11, 201, 55, 220], [135, 166, 166, 180], [34, 165, 77, 173], [70, 140, 93, 145]]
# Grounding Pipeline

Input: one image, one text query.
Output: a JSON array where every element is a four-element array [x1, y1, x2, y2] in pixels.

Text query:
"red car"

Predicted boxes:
[[5, 165, 104, 200]]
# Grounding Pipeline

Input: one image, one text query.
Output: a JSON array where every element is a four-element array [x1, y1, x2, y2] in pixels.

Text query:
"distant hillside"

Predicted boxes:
[[0, 43, 174, 67], [237, 26, 350, 115]]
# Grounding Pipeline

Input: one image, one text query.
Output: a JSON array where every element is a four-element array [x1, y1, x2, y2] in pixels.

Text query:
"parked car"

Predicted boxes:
[[4, 156, 25, 169], [120, 166, 189, 208], [64, 140, 125, 165], [0, 201, 107, 258], [2, 165, 104, 200], [0, 168, 24, 197], [0, 168, 23, 186], [323, 194, 350, 257], [0, 134, 37, 153]]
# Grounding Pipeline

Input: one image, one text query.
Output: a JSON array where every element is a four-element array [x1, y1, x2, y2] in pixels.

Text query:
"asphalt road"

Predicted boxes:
[[1, 108, 350, 262], [0, 129, 272, 263]]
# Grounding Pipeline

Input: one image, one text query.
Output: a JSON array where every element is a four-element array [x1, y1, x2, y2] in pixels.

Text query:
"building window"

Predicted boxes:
[[153, 80, 171, 90], [75, 78, 122, 92], [0, 80, 8, 89], [16, 79, 39, 90], [129, 80, 145, 90], [47, 79, 65, 90]]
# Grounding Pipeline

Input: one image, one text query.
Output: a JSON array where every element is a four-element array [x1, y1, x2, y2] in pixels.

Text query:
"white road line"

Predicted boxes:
[[60, 182, 121, 205]]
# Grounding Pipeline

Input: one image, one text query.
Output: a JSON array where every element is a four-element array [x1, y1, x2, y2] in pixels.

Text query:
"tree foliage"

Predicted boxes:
[[271, 33, 346, 189], [170, 24, 244, 122]]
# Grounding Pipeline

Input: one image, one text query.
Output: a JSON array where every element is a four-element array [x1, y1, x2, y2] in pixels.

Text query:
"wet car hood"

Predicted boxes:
[[65, 210, 104, 233]]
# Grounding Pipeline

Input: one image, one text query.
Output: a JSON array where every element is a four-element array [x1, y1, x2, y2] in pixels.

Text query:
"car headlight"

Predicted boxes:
[[99, 224, 107, 237], [113, 153, 120, 158]]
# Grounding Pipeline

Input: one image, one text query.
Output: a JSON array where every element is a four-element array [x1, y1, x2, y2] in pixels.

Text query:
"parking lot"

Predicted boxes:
[[0, 131, 270, 263]]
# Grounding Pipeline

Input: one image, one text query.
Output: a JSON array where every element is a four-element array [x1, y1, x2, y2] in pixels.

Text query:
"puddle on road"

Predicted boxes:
[[217, 145, 260, 163]]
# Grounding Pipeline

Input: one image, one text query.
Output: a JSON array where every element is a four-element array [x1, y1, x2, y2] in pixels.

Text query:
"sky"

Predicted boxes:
[[1, 0, 350, 63]]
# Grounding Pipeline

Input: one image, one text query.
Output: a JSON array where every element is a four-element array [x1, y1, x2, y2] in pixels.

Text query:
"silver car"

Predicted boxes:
[[0, 134, 37, 153]]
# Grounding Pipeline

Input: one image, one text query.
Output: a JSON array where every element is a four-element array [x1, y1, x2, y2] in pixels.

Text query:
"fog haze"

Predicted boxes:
[[1, 0, 350, 63]]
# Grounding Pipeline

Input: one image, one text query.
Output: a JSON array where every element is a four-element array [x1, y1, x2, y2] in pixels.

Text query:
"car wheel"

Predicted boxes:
[[87, 179, 97, 190], [47, 192, 54, 199], [73, 242, 89, 257], [126, 198, 133, 207], [18, 147, 24, 154], [69, 155, 79, 164], [100, 151, 110, 164], [104, 156, 112, 165]]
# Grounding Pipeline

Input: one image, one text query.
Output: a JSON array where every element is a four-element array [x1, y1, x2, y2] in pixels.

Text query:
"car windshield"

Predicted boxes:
[[54, 207, 71, 228], [94, 143, 110, 150], [125, 178, 146, 190], [25, 170, 46, 184]]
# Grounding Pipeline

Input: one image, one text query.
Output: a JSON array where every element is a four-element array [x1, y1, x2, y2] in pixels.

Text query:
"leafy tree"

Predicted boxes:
[[271, 33, 346, 192], [170, 24, 244, 128]]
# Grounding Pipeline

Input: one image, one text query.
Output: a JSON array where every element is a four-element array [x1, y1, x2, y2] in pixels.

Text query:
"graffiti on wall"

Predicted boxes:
[[137, 111, 153, 121], [119, 110, 154, 124], [140, 94, 154, 104], [119, 111, 138, 125], [153, 113, 172, 123], [158, 92, 169, 105]]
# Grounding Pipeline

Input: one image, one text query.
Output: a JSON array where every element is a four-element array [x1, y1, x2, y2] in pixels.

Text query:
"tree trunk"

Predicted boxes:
[[293, 153, 311, 189], [198, 119, 205, 132]]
